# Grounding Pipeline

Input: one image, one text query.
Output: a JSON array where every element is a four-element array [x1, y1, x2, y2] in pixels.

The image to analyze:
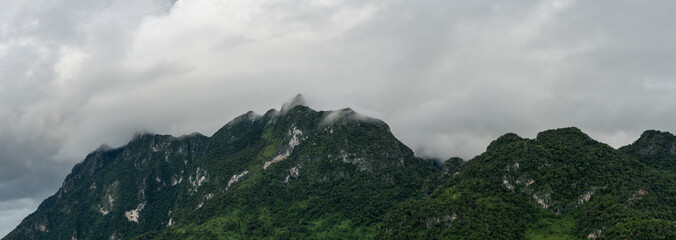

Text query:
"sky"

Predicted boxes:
[[1, 0, 676, 236]]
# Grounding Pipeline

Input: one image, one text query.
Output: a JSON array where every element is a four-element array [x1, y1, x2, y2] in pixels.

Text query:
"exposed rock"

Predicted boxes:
[[264, 126, 303, 170], [227, 170, 250, 190], [124, 203, 145, 223]]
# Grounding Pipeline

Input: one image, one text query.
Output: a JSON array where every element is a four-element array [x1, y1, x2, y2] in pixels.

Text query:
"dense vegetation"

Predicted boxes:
[[5, 97, 675, 239], [619, 130, 676, 173], [131, 106, 440, 239], [381, 128, 675, 239], [4, 99, 440, 240]]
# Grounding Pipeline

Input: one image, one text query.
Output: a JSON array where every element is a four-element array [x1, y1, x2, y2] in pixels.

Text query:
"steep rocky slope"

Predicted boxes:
[[4, 97, 440, 239]]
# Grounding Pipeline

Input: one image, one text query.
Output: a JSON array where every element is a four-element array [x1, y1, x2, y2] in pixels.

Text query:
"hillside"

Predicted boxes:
[[620, 130, 676, 173], [4, 96, 440, 239], [5, 97, 675, 239], [381, 128, 676, 239]]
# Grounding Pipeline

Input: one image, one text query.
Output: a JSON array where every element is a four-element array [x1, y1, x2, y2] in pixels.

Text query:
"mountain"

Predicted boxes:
[[4, 95, 441, 240], [380, 127, 675, 239], [5, 96, 675, 239], [620, 130, 676, 173]]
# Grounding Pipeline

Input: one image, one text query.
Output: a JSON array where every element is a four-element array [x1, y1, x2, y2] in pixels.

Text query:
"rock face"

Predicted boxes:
[[4, 100, 440, 240]]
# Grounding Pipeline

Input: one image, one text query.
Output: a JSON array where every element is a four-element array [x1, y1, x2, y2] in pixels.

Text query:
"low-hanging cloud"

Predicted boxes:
[[2, 0, 676, 236], [320, 107, 379, 127]]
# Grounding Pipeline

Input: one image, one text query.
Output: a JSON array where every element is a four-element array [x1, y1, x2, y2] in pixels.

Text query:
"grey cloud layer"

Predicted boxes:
[[1, 0, 676, 236]]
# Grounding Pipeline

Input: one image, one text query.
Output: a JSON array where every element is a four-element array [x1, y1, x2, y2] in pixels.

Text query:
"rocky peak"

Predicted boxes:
[[281, 94, 306, 113]]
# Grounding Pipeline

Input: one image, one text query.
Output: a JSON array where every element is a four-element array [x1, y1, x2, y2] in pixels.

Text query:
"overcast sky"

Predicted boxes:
[[2, 0, 676, 236]]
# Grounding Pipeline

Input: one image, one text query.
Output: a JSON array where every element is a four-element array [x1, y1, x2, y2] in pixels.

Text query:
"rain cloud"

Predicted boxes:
[[2, 0, 676, 236]]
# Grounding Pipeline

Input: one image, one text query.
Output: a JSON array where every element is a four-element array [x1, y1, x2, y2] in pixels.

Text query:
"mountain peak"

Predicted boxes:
[[486, 133, 524, 151], [4, 95, 441, 240], [637, 130, 674, 142], [281, 94, 306, 113], [620, 129, 676, 171], [535, 127, 591, 143]]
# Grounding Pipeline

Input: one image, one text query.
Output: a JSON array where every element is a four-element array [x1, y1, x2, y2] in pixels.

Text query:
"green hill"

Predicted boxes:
[[4, 97, 440, 240], [5, 97, 675, 239], [620, 130, 676, 173], [380, 127, 675, 239]]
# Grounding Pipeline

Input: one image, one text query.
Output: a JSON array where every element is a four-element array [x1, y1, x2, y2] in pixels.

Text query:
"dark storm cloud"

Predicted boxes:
[[2, 0, 676, 236]]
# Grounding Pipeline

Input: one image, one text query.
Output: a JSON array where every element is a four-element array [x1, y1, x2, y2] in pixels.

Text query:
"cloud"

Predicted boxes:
[[2, 0, 676, 236], [0, 198, 40, 237], [320, 107, 379, 127]]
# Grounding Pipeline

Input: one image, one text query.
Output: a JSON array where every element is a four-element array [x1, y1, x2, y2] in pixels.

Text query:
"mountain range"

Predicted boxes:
[[4, 95, 675, 239]]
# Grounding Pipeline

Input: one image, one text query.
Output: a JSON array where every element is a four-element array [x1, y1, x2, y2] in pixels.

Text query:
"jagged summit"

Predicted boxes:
[[96, 143, 114, 152], [281, 93, 306, 113], [215, 97, 388, 143], [5, 94, 675, 240], [5, 96, 438, 240]]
